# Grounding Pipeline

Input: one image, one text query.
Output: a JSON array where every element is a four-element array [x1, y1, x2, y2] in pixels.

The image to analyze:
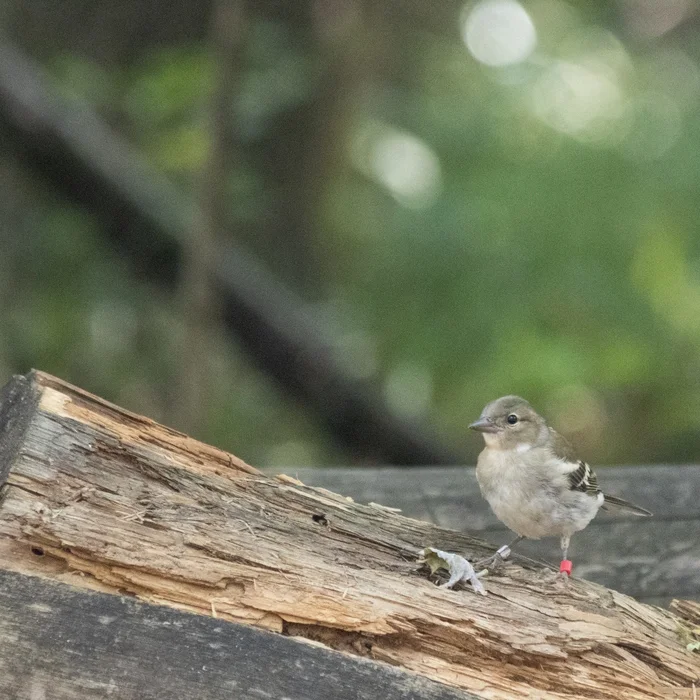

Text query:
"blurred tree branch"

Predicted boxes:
[[0, 38, 461, 465]]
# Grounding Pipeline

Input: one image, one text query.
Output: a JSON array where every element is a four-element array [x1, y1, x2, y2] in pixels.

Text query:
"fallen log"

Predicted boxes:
[[0, 370, 698, 699]]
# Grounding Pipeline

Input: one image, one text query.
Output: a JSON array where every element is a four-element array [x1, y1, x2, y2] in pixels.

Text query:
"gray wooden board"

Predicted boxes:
[[0, 374, 38, 488], [272, 467, 700, 605], [0, 569, 478, 700]]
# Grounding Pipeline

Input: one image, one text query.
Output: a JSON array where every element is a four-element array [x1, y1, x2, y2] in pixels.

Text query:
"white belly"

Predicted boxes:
[[476, 449, 601, 539]]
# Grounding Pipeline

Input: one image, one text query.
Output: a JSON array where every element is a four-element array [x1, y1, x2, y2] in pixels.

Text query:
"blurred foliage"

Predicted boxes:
[[4, 0, 700, 465]]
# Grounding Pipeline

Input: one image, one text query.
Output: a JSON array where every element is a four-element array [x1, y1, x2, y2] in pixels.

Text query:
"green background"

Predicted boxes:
[[2, 0, 700, 467]]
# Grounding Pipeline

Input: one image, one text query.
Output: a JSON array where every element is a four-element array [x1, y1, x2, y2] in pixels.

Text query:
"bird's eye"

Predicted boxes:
[[507, 414, 518, 425]]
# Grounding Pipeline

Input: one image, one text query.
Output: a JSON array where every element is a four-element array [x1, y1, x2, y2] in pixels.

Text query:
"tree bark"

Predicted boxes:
[[0, 370, 698, 699]]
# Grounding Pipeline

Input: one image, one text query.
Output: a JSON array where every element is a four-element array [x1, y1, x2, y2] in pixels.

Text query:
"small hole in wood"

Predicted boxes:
[[31, 547, 45, 556], [312, 513, 329, 526]]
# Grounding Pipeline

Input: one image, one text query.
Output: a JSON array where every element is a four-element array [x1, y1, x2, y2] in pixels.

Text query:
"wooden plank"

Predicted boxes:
[[0, 374, 39, 486], [0, 569, 476, 700], [282, 466, 700, 523], [282, 467, 700, 605], [504, 520, 700, 602]]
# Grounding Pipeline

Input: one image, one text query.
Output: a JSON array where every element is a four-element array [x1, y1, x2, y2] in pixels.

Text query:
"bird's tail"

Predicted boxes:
[[602, 493, 652, 517]]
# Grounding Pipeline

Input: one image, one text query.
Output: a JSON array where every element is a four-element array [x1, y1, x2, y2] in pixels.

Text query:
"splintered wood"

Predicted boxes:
[[0, 371, 698, 699]]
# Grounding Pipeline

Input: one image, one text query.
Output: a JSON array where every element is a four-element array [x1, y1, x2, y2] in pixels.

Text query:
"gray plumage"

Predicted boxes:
[[470, 395, 650, 567]]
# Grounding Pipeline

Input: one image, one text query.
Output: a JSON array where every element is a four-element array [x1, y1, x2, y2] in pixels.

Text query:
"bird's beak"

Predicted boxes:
[[469, 417, 500, 433]]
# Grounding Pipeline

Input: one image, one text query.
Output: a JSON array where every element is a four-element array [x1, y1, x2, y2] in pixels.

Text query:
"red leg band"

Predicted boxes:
[[559, 559, 572, 576]]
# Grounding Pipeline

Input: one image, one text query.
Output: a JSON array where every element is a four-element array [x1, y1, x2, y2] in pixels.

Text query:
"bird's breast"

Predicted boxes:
[[476, 450, 545, 537], [475, 448, 599, 539]]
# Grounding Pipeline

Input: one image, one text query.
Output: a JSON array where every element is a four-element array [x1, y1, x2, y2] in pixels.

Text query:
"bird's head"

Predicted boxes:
[[469, 395, 548, 450]]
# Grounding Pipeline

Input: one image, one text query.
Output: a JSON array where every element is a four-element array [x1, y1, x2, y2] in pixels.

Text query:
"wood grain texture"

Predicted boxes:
[[284, 467, 700, 605], [0, 371, 699, 699], [0, 568, 475, 700]]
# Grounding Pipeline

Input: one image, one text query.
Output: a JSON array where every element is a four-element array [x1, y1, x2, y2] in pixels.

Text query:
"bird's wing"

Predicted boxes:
[[565, 460, 601, 496], [549, 429, 651, 515], [548, 429, 601, 497], [601, 494, 652, 516]]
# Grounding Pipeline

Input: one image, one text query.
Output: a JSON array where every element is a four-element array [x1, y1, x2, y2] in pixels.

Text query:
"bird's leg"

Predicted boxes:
[[475, 535, 524, 572], [558, 535, 572, 579]]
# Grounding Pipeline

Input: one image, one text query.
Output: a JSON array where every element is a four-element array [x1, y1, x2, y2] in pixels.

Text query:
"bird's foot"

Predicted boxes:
[[552, 559, 572, 588], [474, 544, 513, 574], [553, 571, 570, 589], [474, 553, 505, 573]]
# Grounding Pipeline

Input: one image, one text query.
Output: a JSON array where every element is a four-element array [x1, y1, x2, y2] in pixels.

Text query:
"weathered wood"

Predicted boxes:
[[285, 467, 700, 605], [0, 568, 475, 700], [0, 371, 699, 699], [0, 374, 39, 486], [672, 599, 700, 627]]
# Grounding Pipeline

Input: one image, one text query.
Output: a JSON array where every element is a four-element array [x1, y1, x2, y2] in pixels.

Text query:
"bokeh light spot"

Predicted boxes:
[[531, 60, 625, 141], [462, 0, 537, 67], [351, 122, 442, 208]]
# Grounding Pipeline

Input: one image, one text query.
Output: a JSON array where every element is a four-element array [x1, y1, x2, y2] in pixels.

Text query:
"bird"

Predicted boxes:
[[469, 395, 651, 577]]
